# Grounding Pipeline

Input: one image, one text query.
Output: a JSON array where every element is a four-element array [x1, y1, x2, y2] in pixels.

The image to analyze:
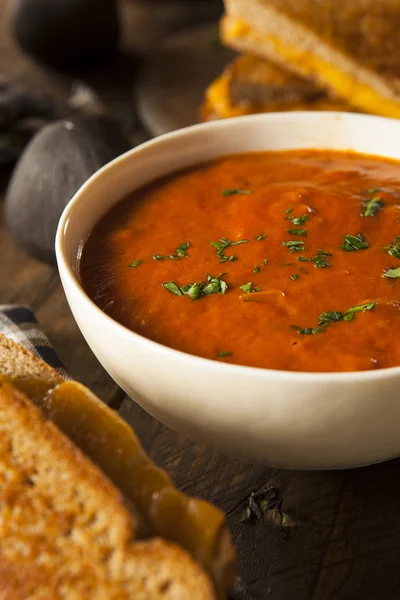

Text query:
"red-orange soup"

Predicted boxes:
[[80, 150, 400, 372]]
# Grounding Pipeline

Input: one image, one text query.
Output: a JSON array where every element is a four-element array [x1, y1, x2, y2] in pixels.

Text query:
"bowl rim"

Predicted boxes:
[[56, 110, 400, 382]]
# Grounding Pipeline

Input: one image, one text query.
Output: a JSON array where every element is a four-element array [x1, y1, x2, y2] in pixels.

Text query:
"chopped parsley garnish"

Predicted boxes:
[[343, 302, 376, 319], [255, 233, 267, 241], [153, 254, 179, 261], [175, 241, 190, 257], [298, 250, 332, 268], [317, 311, 344, 326], [383, 267, 400, 279], [210, 237, 249, 263], [163, 273, 228, 299], [292, 302, 375, 335], [153, 241, 190, 261], [366, 188, 384, 195], [185, 283, 203, 300], [341, 233, 369, 252], [386, 236, 400, 260], [314, 256, 331, 269], [240, 282, 258, 294], [282, 240, 305, 253], [262, 258, 268, 266], [217, 351, 233, 358], [291, 326, 326, 335], [286, 228, 307, 237], [362, 196, 384, 217], [253, 265, 260, 274], [285, 208, 308, 226], [222, 188, 253, 196], [289, 274, 299, 281], [128, 260, 142, 268], [162, 282, 183, 296]]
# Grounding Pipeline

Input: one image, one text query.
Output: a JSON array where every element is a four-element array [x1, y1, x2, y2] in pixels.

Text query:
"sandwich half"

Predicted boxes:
[[221, 0, 400, 118], [0, 334, 235, 599], [202, 52, 351, 120]]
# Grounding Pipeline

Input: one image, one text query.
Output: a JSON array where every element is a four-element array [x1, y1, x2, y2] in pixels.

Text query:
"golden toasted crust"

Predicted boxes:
[[0, 334, 233, 597], [222, 1, 400, 116], [202, 53, 353, 121], [0, 334, 63, 398], [225, 0, 400, 77], [0, 379, 215, 599]]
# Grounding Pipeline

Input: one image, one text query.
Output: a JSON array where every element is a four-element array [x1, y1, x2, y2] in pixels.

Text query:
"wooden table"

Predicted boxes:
[[2, 2, 400, 599]]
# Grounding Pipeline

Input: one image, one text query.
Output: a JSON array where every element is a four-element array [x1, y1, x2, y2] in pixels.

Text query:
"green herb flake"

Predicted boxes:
[[282, 240, 305, 253], [162, 282, 183, 296], [286, 228, 307, 237], [128, 260, 142, 268], [386, 236, 400, 260], [362, 197, 384, 217], [366, 188, 384, 195], [318, 311, 344, 326], [240, 282, 253, 294], [317, 250, 333, 257], [153, 254, 178, 261], [230, 239, 249, 246], [210, 237, 248, 263], [262, 258, 269, 266], [383, 267, 400, 279], [153, 241, 190, 261], [253, 265, 260, 274], [343, 302, 375, 319], [285, 208, 308, 226], [292, 326, 326, 335], [341, 233, 369, 252], [314, 256, 331, 269], [186, 283, 203, 300], [181, 283, 194, 294], [164, 273, 228, 300], [256, 234, 267, 241], [217, 351, 233, 358], [222, 188, 253, 196], [298, 256, 311, 262], [289, 274, 299, 281], [295, 302, 375, 334], [175, 241, 190, 257]]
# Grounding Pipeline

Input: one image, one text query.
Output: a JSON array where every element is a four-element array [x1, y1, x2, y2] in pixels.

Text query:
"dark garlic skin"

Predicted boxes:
[[5, 117, 131, 266], [10, 0, 120, 70]]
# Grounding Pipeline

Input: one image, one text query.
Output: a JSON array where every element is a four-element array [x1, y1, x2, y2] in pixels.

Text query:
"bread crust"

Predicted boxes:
[[0, 379, 215, 599], [202, 53, 352, 120], [225, 0, 400, 78], [0, 334, 233, 597]]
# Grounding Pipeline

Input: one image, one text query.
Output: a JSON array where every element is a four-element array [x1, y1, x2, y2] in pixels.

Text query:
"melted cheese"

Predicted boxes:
[[224, 19, 400, 118], [205, 75, 252, 119]]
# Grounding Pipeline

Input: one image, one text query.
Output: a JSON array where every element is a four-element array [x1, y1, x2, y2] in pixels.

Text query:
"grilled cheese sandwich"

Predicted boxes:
[[221, 0, 400, 118]]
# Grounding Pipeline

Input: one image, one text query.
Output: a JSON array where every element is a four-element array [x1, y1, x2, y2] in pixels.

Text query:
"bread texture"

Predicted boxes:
[[0, 334, 63, 399], [202, 52, 352, 120], [222, 0, 400, 117], [0, 378, 215, 599], [0, 334, 235, 597]]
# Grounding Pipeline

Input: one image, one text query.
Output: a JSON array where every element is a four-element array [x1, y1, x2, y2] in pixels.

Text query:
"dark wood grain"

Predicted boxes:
[[2, 2, 400, 599]]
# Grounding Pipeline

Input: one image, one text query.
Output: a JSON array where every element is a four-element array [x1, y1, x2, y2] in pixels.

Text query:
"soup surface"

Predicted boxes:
[[80, 150, 400, 372]]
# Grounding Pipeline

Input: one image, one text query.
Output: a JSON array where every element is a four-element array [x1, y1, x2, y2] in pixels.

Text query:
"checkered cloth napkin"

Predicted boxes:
[[0, 304, 256, 600]]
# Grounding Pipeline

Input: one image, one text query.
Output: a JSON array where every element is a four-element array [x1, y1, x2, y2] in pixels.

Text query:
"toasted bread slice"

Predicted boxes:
[[202, 52, 352, 120], [0, 378, 214, 599], [0, 334, 235, 598], [221, 0, 400, 118]]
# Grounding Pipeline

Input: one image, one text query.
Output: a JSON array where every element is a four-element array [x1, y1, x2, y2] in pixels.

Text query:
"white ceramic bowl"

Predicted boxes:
[[56, 112, 400, 470]]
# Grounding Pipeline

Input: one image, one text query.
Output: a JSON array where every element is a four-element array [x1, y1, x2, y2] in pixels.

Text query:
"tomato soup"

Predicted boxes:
[[80, 150, 400, 372]]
